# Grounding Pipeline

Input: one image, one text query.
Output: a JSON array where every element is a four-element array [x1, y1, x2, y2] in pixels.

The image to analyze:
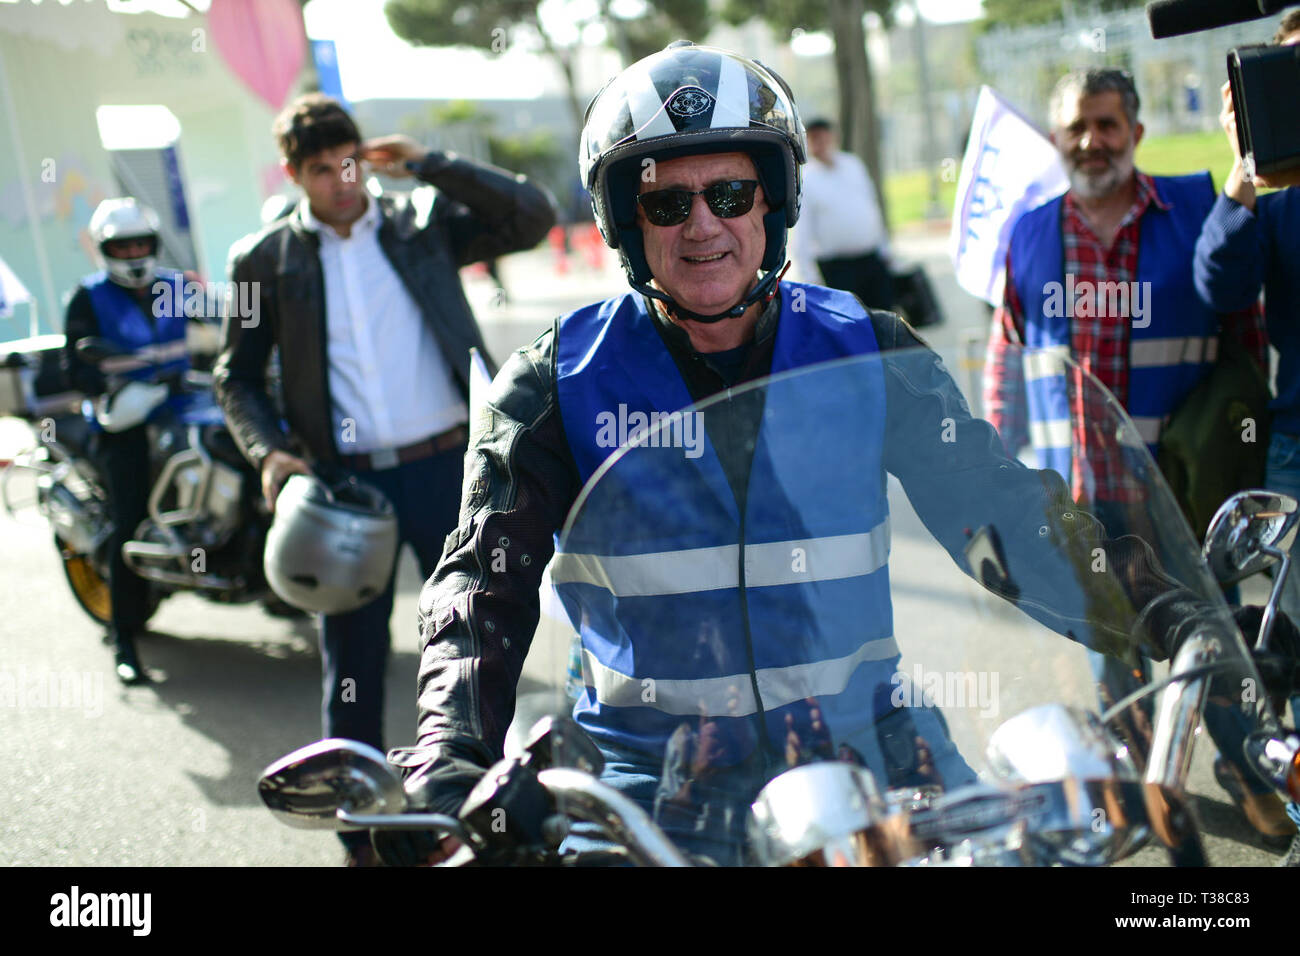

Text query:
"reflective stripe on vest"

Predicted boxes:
[[581, 634, 903, 717], [553, 283, 892, 757], [551, 521, 890, 596]]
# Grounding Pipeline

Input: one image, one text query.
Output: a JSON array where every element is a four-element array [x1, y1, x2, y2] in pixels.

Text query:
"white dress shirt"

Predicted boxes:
[[302, 197, 468, 455], [791, 150, 890, 283]]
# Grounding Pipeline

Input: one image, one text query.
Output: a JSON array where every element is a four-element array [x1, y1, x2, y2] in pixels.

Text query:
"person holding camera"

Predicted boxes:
[[1194, 10, 1300, 867]]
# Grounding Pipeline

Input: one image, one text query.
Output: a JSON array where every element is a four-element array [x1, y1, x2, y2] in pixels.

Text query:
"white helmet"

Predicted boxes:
[[263, 474, 400, 615], [89, 198, 161, 288], [94, 380, 170, 432]]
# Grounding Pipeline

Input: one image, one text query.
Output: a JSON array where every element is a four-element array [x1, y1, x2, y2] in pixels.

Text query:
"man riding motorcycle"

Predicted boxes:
[[62, 198, 187, 685], [384, 43, 1296, 865]]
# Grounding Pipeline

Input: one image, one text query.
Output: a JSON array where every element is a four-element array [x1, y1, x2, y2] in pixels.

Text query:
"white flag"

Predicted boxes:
[[949, 86, 1069, 307], [0, 254, 32, 318]]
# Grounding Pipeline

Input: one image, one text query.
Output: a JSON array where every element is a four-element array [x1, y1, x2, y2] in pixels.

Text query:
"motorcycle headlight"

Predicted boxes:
[[748, 762, 899, 867]]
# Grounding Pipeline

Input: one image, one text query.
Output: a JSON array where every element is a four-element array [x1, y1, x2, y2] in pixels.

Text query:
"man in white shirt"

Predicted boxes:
[[792, 117, 894, 311], [214, 94, 555, 864]]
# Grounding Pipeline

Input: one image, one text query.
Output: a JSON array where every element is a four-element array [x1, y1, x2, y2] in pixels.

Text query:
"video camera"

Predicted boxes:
[[1147, 0, 1300, 178]]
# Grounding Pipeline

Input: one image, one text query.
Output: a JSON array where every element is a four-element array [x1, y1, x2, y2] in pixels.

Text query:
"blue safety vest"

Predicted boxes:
[[1009, 174, 1220, 482], [552, 283, 906, 769], [81, 271, 189, 380]]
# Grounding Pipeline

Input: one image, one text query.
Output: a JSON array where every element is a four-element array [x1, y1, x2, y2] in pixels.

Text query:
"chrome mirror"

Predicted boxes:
[[258, 738, 405, 830], [1203, 490, 1300, 587]]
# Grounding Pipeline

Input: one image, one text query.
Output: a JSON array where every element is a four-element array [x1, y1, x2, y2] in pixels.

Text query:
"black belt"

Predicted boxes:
[[339, 424, 468, 471]]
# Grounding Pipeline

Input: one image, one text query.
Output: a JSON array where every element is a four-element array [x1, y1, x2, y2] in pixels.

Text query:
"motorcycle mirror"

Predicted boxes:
[[257, 738, 405, 830], [1203, 490, 1300, 586]]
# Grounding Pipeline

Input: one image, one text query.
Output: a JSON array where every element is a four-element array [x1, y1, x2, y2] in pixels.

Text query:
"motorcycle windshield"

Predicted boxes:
[[527, 345, 1276, 866]]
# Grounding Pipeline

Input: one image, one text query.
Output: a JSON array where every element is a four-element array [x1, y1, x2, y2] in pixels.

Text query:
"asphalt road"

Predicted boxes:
[[0, 240, 1291, 866]]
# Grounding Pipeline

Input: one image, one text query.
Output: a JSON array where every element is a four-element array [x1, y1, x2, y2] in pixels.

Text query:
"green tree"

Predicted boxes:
[[980, 0, 1144, 30], [414, 100, 565, 197], [721, 0, 895, 229], [383, 0, 712, 146]]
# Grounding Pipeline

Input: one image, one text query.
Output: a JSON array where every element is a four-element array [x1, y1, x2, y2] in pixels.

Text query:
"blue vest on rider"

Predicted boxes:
[[1009, 174, 1219, 483], [81, 270, 189, 380], [553, 282, 899, 767]]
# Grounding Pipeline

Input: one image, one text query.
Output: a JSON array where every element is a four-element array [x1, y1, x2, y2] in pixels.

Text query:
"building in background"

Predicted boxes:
[[0, 0, 302, 338]]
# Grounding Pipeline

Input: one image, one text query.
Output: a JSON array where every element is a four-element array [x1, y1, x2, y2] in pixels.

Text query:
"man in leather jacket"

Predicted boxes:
[[379, 44, 1268, 866], [213, 93, 554, 865]]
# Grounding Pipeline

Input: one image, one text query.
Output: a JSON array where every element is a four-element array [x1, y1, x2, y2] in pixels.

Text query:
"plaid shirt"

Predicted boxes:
[[983, 171, 1267, 502]]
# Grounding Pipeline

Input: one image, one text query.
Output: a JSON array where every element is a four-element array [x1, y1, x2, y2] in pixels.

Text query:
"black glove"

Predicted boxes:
[[370, 746, 486, 867], [1131, 587, 1224, 663]]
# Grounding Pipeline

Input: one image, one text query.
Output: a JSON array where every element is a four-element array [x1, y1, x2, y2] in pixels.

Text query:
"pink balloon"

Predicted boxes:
[[208, 0, 307, 111]]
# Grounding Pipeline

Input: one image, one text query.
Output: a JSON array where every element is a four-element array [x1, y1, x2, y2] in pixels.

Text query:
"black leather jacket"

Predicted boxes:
[[396, 294, 1171, 815], [213, 150, 556, 468]]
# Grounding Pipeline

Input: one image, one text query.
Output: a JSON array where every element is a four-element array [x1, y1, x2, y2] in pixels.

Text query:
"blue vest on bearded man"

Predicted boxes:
[[552, 282, 974, 788], [1008, 173, 1220, 486]]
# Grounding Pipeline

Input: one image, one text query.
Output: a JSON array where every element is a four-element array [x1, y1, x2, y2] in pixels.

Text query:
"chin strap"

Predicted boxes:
[[634, 262, 791, 325]]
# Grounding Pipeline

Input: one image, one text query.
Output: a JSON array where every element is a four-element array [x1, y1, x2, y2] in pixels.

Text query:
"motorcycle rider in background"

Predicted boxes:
[[62, 198, 188, 685]]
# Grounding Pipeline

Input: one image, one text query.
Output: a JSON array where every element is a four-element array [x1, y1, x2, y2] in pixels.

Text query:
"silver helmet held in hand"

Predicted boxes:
[[88, 198, 162, 288], [263, 474, 400, 615]]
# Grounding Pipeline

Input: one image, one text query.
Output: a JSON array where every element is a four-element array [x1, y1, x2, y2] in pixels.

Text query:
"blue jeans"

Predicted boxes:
[[320, 445, 465, 849], [560, 697, 977, 866]]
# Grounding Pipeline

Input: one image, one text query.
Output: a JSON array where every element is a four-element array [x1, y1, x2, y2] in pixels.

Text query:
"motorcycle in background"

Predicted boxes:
[[1, 335, 284, 629]]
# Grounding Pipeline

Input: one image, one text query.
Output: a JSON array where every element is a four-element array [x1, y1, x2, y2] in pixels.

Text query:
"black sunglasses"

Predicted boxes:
[[636, 180, 760, 227]]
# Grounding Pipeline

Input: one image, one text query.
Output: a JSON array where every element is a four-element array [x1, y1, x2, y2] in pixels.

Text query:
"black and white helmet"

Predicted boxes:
[[580, 41, 807, 318], [263, 474, 400, 615], [88, 198, 161, 288]]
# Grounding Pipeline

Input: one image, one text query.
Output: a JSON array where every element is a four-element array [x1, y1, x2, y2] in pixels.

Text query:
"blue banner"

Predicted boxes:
[[312, 39, 349, 110]]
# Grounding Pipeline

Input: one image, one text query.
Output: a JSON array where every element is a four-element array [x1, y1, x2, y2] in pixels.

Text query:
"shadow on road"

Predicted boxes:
[[1188, 791, 1291, 858], [127, 623, 561, 813], [130, 625, 423, 811]]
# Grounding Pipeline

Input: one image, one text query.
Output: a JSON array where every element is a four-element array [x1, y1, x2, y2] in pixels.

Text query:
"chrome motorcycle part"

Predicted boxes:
[[1203, 490, 1299, 586], [748, 762, 895, 867], [987, 704, 1138, 783], [258, 738, 406, 831], [537, 768, 691, 867], [1243, 729, 1300, 803]]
